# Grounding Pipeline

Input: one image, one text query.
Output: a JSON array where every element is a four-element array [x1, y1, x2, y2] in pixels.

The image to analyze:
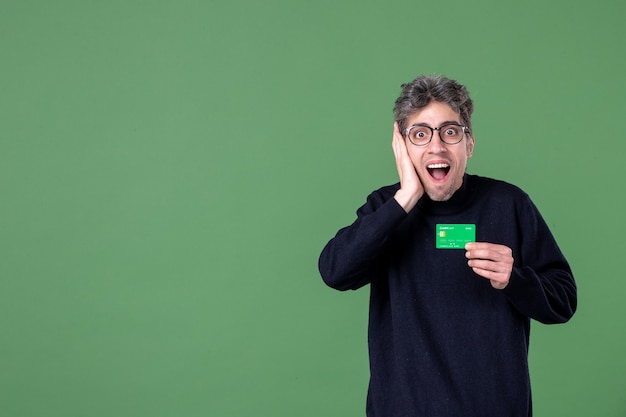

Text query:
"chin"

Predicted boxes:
[[425, 184, 458, 202], [424, 176, 463, 202], [426, 191, 454, 202]]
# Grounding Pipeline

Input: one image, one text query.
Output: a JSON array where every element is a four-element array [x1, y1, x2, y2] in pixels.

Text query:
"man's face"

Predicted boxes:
[[404, 101, 474, 202]]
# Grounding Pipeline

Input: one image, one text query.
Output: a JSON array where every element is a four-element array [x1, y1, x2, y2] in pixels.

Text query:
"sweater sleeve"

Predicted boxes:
[[502, 196, 577, 324], [318, 188, 408, 291]]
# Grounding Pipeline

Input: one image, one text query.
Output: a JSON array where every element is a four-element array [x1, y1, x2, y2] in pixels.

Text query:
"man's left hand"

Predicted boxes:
[[465, 242, 513, 289]]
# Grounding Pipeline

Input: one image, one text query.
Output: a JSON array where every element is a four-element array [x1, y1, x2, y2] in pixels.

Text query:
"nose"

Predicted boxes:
[[428, 129, 447, 152]]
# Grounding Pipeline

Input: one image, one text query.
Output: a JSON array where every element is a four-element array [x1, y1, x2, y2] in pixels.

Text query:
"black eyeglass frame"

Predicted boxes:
[[404, 123, 469, 146]]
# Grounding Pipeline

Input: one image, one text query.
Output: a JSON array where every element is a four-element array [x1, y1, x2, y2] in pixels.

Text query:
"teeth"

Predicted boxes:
[[427, 163, 449, 169]]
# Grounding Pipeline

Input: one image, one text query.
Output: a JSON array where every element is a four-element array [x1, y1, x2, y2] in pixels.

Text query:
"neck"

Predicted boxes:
[[418, 174, 475, 215]]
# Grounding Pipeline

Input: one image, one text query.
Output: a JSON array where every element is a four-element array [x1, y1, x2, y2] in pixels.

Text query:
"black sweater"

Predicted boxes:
[[319, 174, 577, 417]]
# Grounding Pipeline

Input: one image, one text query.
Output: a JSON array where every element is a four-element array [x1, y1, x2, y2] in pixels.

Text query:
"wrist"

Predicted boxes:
[[394, 189, 421, 213]]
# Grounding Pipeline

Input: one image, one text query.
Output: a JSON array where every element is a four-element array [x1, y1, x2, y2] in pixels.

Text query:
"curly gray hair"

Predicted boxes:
[[393, 75, 474, 135]]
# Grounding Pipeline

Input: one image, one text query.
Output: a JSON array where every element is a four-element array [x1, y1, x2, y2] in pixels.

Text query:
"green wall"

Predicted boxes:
[[1, 0, 624, 415]]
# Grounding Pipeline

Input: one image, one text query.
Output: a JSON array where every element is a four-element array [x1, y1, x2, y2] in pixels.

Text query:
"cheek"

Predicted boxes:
[[406, 148, 423, 167]]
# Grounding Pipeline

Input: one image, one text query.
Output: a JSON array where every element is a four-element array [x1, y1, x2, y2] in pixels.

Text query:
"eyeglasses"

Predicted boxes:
[[405, 123, 468, 146]]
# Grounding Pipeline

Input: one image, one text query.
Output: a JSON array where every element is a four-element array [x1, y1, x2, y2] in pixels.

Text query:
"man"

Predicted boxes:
[[318, 75, 577, 416]]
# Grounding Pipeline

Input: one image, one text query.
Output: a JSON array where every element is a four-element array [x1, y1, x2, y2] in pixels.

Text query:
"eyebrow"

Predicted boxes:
[[410, 120, 463, 128]]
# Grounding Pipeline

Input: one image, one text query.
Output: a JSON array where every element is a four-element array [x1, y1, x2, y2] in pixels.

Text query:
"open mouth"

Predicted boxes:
[[427, 163, 450, 181]]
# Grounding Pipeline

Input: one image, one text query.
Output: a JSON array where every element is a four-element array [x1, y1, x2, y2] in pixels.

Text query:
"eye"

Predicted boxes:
[[442, 126, 461, 138], [410, 127, 430, 138], [407, 126, 433, 145]]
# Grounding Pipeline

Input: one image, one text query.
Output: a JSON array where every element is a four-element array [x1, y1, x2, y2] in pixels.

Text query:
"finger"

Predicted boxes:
[[471, 266, 503, 279], [393, 121, 402, 137], [466, 249, 510, 262], [392, 125, 411, 176], [465, 242, 512, 255], [392, 127, 406, 153], [465, 245, 513, 264], [467, 258, 511, 273], [470, 266, 510, 289]]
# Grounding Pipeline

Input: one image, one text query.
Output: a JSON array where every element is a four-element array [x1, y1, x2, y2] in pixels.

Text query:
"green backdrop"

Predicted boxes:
[[1, 0, 624, 416]]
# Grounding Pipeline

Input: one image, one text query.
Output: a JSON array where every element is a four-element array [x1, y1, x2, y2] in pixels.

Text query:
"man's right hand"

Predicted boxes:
[[392, 122, 424, 213]]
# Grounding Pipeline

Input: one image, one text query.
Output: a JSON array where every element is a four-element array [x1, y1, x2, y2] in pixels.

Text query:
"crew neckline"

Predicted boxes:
[[416, 174, 477, 216]]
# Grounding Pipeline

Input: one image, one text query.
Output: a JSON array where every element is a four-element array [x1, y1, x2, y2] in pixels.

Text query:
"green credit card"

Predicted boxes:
[[436, 224, 476, 249]]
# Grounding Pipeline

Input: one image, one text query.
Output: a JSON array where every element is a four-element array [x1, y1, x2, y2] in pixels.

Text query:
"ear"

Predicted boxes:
[[466, 134, 475, 158]]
